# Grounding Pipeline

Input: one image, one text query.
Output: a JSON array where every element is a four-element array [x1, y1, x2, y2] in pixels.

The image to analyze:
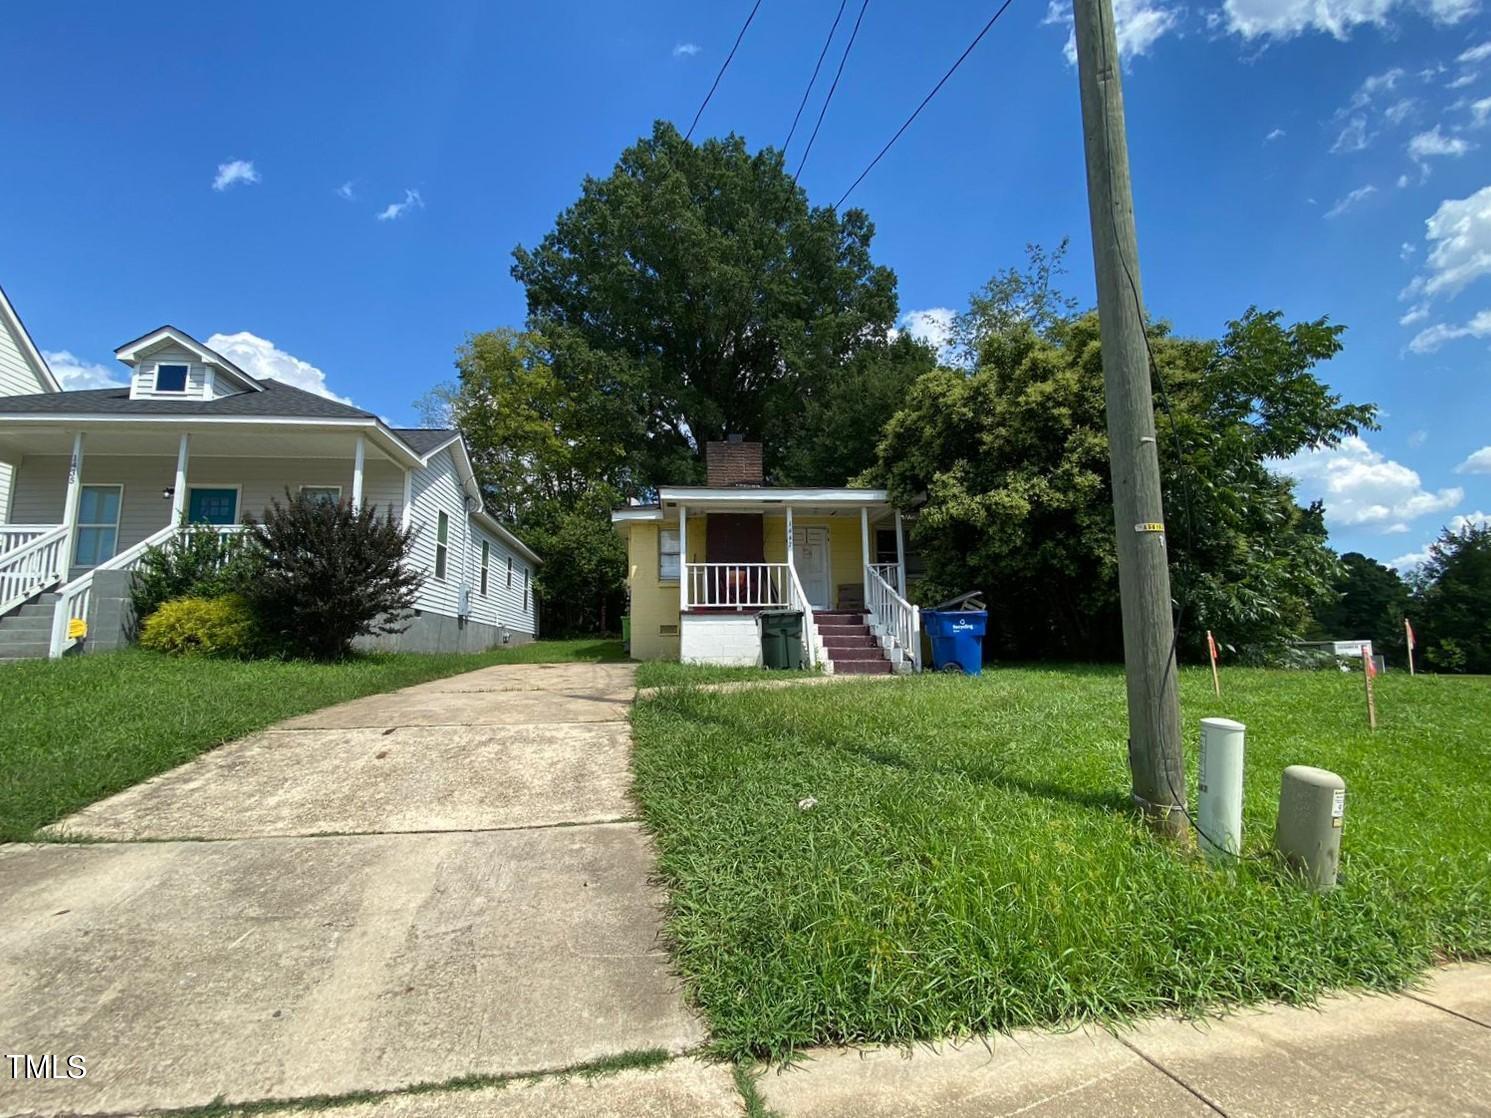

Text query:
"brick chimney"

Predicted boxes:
[[705, 436, 764, 487]]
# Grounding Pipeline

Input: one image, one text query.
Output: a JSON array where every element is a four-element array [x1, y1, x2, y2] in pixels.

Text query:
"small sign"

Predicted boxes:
[[67, 618, 87, 640], [1133, 522, 1165, 533], [1331, 788, 1345, 820]]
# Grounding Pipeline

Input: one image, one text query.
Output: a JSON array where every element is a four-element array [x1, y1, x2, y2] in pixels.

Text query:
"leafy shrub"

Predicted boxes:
[[242, 491, 424, 660], [130, 525, 261, 625], [138, 595, 260, 657]]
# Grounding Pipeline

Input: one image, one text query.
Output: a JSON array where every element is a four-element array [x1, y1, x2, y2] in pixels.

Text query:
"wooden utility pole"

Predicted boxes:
[[1073, 0, 1187, 838]]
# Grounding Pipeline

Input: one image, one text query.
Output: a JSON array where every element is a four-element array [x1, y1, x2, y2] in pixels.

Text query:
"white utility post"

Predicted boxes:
[[61, 432, 84, 566], [351, 435, 366, 508], [894, 510, 907, 599], [678, 504, 688, 612], [860, 506, 871, 608], [171, 434, 190, 524]]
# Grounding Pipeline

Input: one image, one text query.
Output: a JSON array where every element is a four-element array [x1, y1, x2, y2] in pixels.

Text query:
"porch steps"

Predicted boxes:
[[0, 593, 59, 661], [815, 610, 893, 676]]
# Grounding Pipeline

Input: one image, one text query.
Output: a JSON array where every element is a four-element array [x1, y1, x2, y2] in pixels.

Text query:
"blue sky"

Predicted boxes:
[[2, 0, 1489, 570]]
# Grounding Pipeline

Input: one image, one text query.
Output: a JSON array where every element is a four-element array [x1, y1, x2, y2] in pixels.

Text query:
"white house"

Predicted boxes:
[[0, 323, 539, 659], [0, 284, 63, 524]]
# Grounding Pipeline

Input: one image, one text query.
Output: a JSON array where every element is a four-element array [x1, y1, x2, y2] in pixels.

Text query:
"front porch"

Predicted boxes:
[[0, 422, 412, 658]]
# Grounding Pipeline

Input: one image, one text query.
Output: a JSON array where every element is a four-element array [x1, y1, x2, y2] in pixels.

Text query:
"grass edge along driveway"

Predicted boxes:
[[628, 666, 1491, 1060], [0, 639, 625, 842]]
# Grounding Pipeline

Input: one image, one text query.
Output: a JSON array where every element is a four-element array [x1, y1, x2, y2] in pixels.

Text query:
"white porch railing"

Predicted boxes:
[[786, 563, 820, 669], [1, 525, 57, 556], [865, 563, 921, 672], [47, 524, 252, 658], [685, 562, 791, 610], [870, 561, 901, 588], [0, 525, 69, 616]]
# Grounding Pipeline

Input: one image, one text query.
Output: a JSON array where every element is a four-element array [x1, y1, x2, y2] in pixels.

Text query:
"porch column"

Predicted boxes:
[[351, 435, 366, 508], [894, 509, 907, 598], [860, 506, 871, 608], [62, 432, 84, 565], [400, 469, 413, 531], [171, 434, 190, 524], [677, 504, 688, 613], [785, 506, 795, 571]]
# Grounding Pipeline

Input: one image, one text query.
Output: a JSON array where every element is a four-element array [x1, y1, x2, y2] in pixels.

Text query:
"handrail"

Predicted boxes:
[[1, 524, 57, 556], [0, 524, 69, 616], [685, 562, 791, 610], [865, 563, 921, 672], [786, 562, 819, 669], [48, 523, 178, 657]]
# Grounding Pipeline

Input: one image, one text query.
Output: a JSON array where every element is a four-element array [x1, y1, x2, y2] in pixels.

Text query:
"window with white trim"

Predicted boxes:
[[75, 485, 123, 566], [435, 511, 449, 580], [506, 556, 513, 587], [480, 541, 490, 596], [154, 363, 189, 393], [658, 528, 681, 582], [300, 486, 342, 506]]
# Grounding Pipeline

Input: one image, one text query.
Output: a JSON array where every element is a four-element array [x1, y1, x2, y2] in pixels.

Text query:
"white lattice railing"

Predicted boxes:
[[786, 563, 820, 669], [865, 563, 921, 672], [0, 525, 69, 616], [47, 524, 252, 658], [870, 562, 901, 588], [685, 562, 791, 609], [1, 524, 57, 556]]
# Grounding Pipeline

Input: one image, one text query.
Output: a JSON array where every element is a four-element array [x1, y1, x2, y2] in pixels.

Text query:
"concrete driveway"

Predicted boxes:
[[0, 661, 724, 1117]]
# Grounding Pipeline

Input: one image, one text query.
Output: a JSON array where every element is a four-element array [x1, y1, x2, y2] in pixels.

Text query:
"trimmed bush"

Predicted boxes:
[[242, 491, 423, 660], [130, 525, 261, 625], [138, 595, 261, 658]]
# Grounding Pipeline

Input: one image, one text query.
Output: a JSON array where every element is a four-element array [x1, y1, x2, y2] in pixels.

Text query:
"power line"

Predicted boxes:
[[834, 0, 1017, 208], [794, 0, 871, 182], [685, 0, 766, 142], [783, 0, 849, 155]]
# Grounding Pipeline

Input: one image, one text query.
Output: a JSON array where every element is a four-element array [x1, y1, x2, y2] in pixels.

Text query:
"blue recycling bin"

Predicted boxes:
[[923, 610, 987, 675]]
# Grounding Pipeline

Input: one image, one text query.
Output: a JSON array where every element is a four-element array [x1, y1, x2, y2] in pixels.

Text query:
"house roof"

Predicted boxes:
[[0, 283, 62, 393], [391, 427, 459, 456], [113, 325, 263, 392], [0, 378, 375, 420]]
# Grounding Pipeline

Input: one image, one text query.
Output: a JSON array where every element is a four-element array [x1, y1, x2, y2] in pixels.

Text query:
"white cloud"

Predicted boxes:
[[672, 42, 700, 57], [1383, 97, 1418, 125], [1045, 0, 1182, 64], [1222, 0, 1477, 40], [1408, 124, 1474, 159], [376, 188, 423, 222], [1395, 509, 1491, 567], [1408, 428, 1429, 446], [1470, 96, 1491, 126], [1398, 171, 1413, 188], [1458, 40, 1491, 63], [1405, 184, 1491, 299], [1331, 116, 1372, 153], [1455, 446, 1491, 472], [1406, 308, 1491, 351], [1447, 71, 1478, 88], [212, 159, 260, 192], [336, 181, 356, 200], [1279, 435, 1463, 531], [1266, 127, 1287, 141], [895, 307, 957, 359], [1326, 183, 1377, 217], [41, 350, 126, 390], [1400, 304, 1429, 324], [1401, 240, 1418, 259], [204, 332, 352, 403], [1389, 547, 1432, 570]]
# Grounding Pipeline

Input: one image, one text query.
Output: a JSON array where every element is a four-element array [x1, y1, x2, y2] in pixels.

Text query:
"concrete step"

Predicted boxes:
[[0, 616, 54, 633], [815, 611, 866, 622], [828, 646, 888, 662], [15, 602, 61, 618], [833, 659, 892, 675], [818, 622, 872, 635], [0, 638, 52, 658], [822, 635, 878, 650]]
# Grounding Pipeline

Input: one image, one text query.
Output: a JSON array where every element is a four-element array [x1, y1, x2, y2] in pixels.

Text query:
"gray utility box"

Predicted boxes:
[[1275, 765, 1346, 892]]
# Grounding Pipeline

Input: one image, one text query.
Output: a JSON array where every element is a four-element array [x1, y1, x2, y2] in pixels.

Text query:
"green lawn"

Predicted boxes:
[[629, 666, 1491, 1058], [633, 660, 819, 689], [0, 639, 623, 841]]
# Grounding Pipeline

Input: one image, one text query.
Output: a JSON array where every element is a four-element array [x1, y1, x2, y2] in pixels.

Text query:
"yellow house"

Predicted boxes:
[[612, 439, 919, 673]]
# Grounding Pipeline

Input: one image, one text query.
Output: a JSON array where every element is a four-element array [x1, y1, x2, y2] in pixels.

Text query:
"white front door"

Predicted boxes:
[[793, 527, 830, 609]]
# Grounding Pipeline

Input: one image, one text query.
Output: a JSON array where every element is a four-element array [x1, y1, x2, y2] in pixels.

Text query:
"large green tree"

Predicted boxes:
[[1413, 523, 1491, 673], [512, 120, 900, 485], [876, 258, 1375, 660]]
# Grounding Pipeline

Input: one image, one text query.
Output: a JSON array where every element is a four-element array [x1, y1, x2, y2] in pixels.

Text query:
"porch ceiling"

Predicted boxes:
[[0, 424, 402, 464]]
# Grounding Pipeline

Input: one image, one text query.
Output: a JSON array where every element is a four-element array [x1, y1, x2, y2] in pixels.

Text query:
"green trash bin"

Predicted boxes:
[[759, 609, 804, 670], [621, 615, 631, 654]]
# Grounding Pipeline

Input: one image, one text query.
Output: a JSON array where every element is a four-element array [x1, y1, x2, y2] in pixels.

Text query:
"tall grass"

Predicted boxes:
[[630, 667, 1491, 1058]]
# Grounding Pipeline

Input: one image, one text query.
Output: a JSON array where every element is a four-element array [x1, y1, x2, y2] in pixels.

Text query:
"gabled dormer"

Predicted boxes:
[[114, 325, 264, 401]]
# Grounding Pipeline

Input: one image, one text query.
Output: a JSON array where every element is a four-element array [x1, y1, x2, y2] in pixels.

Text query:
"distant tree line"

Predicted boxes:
[[422, 121, 1489, 671]]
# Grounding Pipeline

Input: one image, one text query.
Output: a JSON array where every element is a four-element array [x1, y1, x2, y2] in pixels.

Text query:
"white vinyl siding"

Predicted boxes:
[[464, 520, 536, 635], [0, 309, 57, 525], [9, 453, 406, 559], [129, 349, 214, 400]]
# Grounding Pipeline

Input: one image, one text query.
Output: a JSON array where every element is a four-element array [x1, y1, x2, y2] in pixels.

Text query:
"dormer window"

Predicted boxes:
[[155, 363, 189, 393]]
